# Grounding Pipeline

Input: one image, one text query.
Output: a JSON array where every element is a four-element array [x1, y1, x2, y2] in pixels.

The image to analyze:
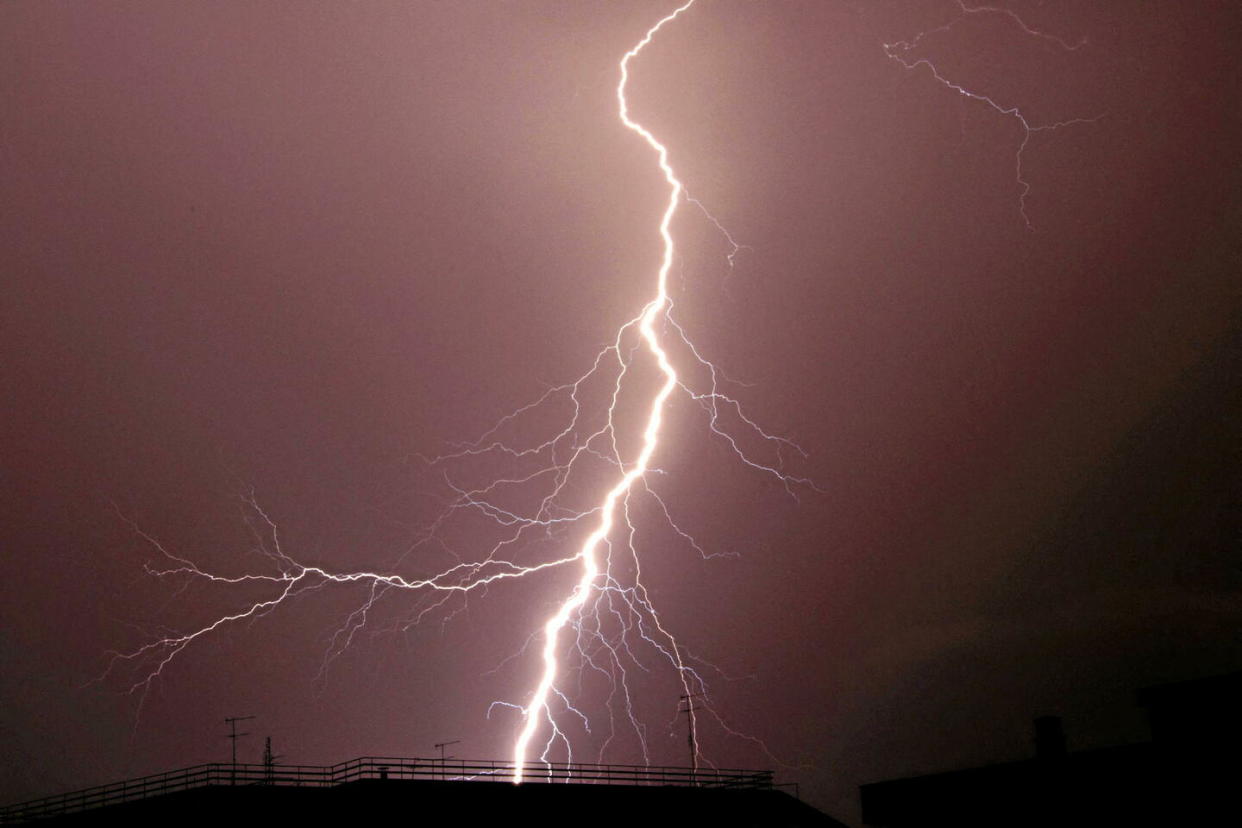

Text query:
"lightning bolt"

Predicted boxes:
[[101, 0, 1100, 787], [509, 0, 698, 782], [883, 0, 1101, 229], [103, 0, 816, 782]]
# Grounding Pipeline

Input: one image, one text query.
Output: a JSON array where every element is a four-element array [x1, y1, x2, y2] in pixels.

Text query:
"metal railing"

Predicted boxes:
[[1, 757, 773, 823]]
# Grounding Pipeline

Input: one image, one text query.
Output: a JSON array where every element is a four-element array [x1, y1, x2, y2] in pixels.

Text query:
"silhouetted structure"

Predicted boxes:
[[859, 672, 1242, 826], [2, 757, 844, 827]]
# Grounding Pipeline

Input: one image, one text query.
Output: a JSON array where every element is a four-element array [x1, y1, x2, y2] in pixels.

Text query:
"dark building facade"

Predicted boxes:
[[2, 758, 845, 828], [859, 672, 1242, 826]]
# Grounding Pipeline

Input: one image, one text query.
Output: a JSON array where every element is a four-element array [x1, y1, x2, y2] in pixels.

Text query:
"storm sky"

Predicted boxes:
[[3, 1, 1240, 823]]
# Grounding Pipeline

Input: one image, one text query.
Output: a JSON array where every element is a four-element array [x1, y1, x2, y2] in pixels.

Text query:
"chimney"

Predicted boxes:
[[1034, 716, 1066, 760]]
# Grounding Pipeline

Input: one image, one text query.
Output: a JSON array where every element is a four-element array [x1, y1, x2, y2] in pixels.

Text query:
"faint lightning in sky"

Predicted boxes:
[[883, 0, 1101, 228], [686, 190, 750, 270], [956, 1, 1087, 52], [104, 0, 816, 781]]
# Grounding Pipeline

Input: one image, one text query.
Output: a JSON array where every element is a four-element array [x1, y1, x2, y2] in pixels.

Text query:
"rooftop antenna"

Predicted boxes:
[[225, 715, 255, 785], [433, 740, 460, 781], [678, 694, 703, 783], [262, 736, 282, 784]]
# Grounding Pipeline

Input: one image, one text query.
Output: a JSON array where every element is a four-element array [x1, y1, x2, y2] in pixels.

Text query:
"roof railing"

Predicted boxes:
[[2, 757, 773, 823]]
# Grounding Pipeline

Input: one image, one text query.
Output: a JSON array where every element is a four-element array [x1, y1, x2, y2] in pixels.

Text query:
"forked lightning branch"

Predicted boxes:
[[103, 0, 1091, 780], [103, 0, 812, 780]]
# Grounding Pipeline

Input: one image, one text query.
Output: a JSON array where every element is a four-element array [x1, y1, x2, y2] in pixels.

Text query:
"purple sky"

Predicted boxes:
[[3, 1, 1240, 823]]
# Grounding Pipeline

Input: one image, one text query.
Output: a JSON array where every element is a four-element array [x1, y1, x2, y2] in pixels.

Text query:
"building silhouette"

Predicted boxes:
[[859, 672, 1242, 826], [2, 757, 845, 827]]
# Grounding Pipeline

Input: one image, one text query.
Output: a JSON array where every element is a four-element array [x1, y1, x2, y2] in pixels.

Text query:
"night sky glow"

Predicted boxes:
[[3, 2, 1241, 823]]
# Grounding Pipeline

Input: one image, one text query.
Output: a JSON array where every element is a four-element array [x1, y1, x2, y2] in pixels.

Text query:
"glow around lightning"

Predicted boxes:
[[100, 0, 1105, 783], [103, 0, 816, 780], [510, 0, 697, 781]]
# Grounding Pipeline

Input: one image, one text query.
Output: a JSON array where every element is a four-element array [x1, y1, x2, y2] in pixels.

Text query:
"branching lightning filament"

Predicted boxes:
[[103, 0, 817, 782], [511, 0, 696, 780], [883, 0, 1101, 229]]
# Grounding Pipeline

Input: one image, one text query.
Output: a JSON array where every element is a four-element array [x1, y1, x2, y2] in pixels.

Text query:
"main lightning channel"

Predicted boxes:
[[510, 0, 699, 782], [106, 0, 816, 777]]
